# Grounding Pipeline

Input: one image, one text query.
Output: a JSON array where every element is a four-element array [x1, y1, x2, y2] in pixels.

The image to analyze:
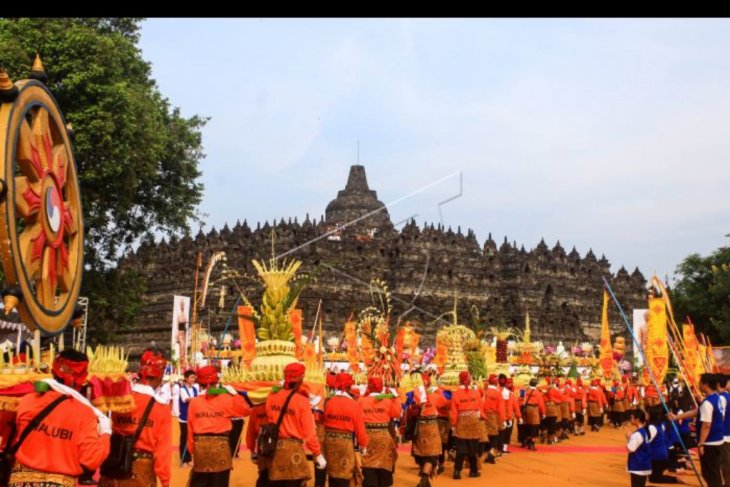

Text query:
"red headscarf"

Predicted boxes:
[[284, 363, 306, 387], [197, 365, 219, 386], [487, 374, 498, 385], [335, 372, 354, 391], [139, 350, 166, 379], [459, 371, 471, 386], [576, 378, 583, 387], [367, 376, 384, 394], [591, 378, 601, 386], [52, 354, 89, 389], [565, 379, 573, 386]]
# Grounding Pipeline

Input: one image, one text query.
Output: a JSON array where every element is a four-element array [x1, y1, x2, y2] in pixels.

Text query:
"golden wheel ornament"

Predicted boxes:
[[0, 57, 83, 334]]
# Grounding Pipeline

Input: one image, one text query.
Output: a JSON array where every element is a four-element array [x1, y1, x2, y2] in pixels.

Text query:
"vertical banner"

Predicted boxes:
[[435, 333, 448, 374], [646, 298, 669, 385], [237, 305, 257, 365], [682, 323, 703, 390], [599, 290, 613, 379], [344, 321, 359, 372], [289, 309, 303, 360], [632, 309, 648, 368], [172, 296, 191, 368]]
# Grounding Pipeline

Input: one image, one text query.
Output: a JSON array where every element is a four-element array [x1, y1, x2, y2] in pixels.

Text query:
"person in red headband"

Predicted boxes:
[[625, 377, 641, 421], [522, 378, 546, 451], [542, 376, 562, 445], [357, 376, 401, 487], [572, 378, 587, 436], [434, 376, 453, 475], [450, 371, 482, 479], [558, 379, 575, 441], [500, 377, 520, 454], [315, 372, 337, 487], [481, 374, 505, 463], [267, 362, 325, 487], [611, 378, 627, 428], [323, 372, 368, 487], [587, 378, 608, 432], [410, 371, 448, 487], [186, 364, 251, 487], [10, 349, 111, 486], [99, 348, 171, 487]]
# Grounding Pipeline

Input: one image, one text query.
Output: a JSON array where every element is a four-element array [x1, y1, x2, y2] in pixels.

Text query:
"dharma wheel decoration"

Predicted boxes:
[[0, 57, 84, 334]]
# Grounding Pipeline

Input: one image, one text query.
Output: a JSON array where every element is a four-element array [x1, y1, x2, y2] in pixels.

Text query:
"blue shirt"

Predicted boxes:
[[179, 384, 199, 422], [696, 393, 726, 445]]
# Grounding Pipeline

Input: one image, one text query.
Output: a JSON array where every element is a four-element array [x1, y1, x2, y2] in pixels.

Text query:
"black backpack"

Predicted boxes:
[[100, 397, 155, 479], [257, 389, 298, 458]]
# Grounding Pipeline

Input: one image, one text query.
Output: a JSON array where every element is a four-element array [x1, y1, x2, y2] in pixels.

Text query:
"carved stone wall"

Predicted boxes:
[[116, 166, 646, 357]]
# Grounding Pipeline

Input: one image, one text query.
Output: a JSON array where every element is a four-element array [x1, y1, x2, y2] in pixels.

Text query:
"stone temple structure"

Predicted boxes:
[[117, 165, 647, 356]]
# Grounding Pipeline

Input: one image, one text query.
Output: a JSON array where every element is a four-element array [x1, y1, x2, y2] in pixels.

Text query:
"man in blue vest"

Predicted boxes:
[[716, 374, 730, 487], [696, 373, 726, 487], [179, 369, 199, 466]]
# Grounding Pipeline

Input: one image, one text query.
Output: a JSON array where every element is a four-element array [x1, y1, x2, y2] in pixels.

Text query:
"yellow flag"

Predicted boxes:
[[599, 290, 613, 379], [645, 298, 669, 385]]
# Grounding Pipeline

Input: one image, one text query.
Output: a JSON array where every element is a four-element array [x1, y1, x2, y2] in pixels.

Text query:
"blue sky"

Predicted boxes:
[[139, 19, 730, 280]]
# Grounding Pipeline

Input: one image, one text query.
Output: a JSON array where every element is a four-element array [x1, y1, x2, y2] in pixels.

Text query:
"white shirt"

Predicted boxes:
[[154, 382, 172, 405], [500, 387, 510, 401], [699, 393, 727, 446], [171, 383, 181, 417], [133, 383, 167, 405], [626, 425, 656, 476]]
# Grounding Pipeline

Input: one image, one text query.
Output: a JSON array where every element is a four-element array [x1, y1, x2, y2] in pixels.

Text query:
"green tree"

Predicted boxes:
[[0, 18, 206, 339], [673, 239, 730, 344]]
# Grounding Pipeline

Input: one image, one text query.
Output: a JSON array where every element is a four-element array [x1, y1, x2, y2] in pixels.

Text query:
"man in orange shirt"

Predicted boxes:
[[571, 379, 587, 436], [267, 363, 326, 487], [434, 380, 452, 474], [558, 379, 575, 440], [186, 365, 251, 487], [9, 349, 111, 487], [522, 378, 546, 451], [412, 373, 447, 487], [587, 379, 608, 432], [500, 377, 521, 454], [611, 379, 626, 428], [358, 377, 401, 487], [625, 376, 641, 420], [314, 373, 337, 487], [99, 349, 171, 487], [450, 371, 482, 479], [643, 382, 663, 409], [246, 402, 270, 487], [324, 372, 368, 487], [481, 374, 505, 464], [543, 377, 562, 444]]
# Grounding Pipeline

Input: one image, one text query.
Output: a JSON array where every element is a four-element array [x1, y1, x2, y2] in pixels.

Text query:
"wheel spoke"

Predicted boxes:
[[14, 176, 41, 219], [38, 246, 58, 310], [30, 108, 52, 174], [57, 260, 72, 293], [63, 201, 78, 234], [52, 145, 67, 187], [18, 222, 43, 280], [16, 119, 42, 182]]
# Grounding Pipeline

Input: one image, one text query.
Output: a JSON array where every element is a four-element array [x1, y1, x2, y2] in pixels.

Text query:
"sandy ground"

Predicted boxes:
[[169, 421, 702, 487]]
